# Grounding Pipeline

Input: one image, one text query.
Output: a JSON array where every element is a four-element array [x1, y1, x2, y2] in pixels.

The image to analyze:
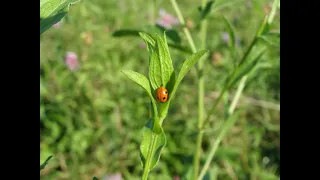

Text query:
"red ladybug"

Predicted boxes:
[[156, 86, 168, 103]]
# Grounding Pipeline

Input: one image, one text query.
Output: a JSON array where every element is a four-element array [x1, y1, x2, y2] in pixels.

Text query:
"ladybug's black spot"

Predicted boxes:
[[163, 97, 166, 100]]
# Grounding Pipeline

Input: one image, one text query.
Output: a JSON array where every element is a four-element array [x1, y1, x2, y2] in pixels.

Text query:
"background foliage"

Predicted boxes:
[[40, 0, 280, 179]]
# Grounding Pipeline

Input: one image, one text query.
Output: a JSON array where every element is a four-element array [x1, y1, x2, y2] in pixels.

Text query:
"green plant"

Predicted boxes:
[[122, 32, 209, 179], [40, 0, 81, 173], [170, 0, 280, 179], [40, 0, 80, 35], [118, 0, 279, 179], [40, 0, 280, 179], [40, 155, 53, 170]]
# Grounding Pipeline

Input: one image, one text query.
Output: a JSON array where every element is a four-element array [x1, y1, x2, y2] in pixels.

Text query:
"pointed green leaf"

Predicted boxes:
[[121, 70, 159, 118], [140, 120, 167, 173], [148, 33, 175, 91], [139, 32, 156, 47], [40, 155, 53, 170], [199, 0, 216, 20], [155, 25, 181, 44], [121, 70, 154, 100], [217, 108, 243, 140], [148, 46, 162, 90], [139, 32, 156, 52], [211, 0, 243, 13], [121, 70, 152, 97], [198, 109, 243, 180], [112, 29, 141, 37], [223, 91, 230, 119], [112, 30, 190, 54], [93, 177, 99, 180], [259, 32, 280, 48], [223, 17, 238, 62], [167, 43, 192, 54], [229, 50, 266, 88], [156, 33, 175, 87], [170, 50, 209, 100], [158, 50, 209, 124], [40, 0, 80, 35]]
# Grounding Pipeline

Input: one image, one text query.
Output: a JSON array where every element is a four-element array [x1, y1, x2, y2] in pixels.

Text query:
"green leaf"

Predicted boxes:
[[40, 0, 80, 35], [148, 45, 162, 90], [121, 70, 152, 97], [259, 36, 279, 48], [256, 16, 269, 37], [223, 91, 230, 119], [121, 70, 159, 126], [112, 30, 191, 54], [223, 17, 238, 63], [229, 50, 266, 88], [259, 32, 280, 48], [121, 70, 156, 103], [199, 0, 216, 20], [198, 109, 243, 180], [157, 50, 209, 124], [140, 120, 167, 173], [141, 31, 190, 54], [148, 33, 175, 91], [112, 29, 141, 37], [155, 25, 181, 44], [217, 108, 243, 143], [139, 32, 156, 47], [264, 31, 280, 37], [92, 177, 99, 180], [209, 0, 244, 13], [167, 43, 192, 54], [40, 155, 53, 170], [170, 50, 209, 100]]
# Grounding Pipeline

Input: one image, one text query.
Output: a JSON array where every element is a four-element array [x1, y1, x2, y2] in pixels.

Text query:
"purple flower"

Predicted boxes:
[[222, 32, 230, 44], [156, 9, 179, 29], [64, 52, 80, 71], [222, 32, 241, 47]]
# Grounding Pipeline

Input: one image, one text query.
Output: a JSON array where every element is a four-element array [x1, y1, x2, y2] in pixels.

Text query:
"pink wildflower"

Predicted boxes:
[[64, 52, 80, 71], [139, 42, 146, 49], [53, 21, 62, 28], [103, 173, 122, 180], [173, 176, 180, 180], [156, 9, 179, 29]]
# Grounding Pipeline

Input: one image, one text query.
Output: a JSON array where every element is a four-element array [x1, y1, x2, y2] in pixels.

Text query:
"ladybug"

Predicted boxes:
[[156, 86, 168, 103]]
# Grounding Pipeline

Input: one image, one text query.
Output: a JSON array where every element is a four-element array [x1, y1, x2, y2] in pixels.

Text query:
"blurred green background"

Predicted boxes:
[[40, 0, 280, 179]]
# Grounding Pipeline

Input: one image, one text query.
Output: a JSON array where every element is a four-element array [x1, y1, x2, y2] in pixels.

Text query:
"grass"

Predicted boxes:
[[40, 0, 280, 179]]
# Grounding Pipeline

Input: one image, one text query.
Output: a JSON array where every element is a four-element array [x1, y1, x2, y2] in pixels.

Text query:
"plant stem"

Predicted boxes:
[[193, 129, 203, 179], [228, 76, 248, 114], [267, 0, 279, 24], [201, 15, 268, 129], [198, 76, 247, 180], [197, 8, 278, 177], [194, 0, 208, 178], [201, 79, 230, 129], [170, 0, 197, 53], [142, 134, 157, 180]]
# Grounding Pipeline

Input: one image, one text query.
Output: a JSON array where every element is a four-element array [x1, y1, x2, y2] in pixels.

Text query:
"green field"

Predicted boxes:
[[40, 0, 280, 179]]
